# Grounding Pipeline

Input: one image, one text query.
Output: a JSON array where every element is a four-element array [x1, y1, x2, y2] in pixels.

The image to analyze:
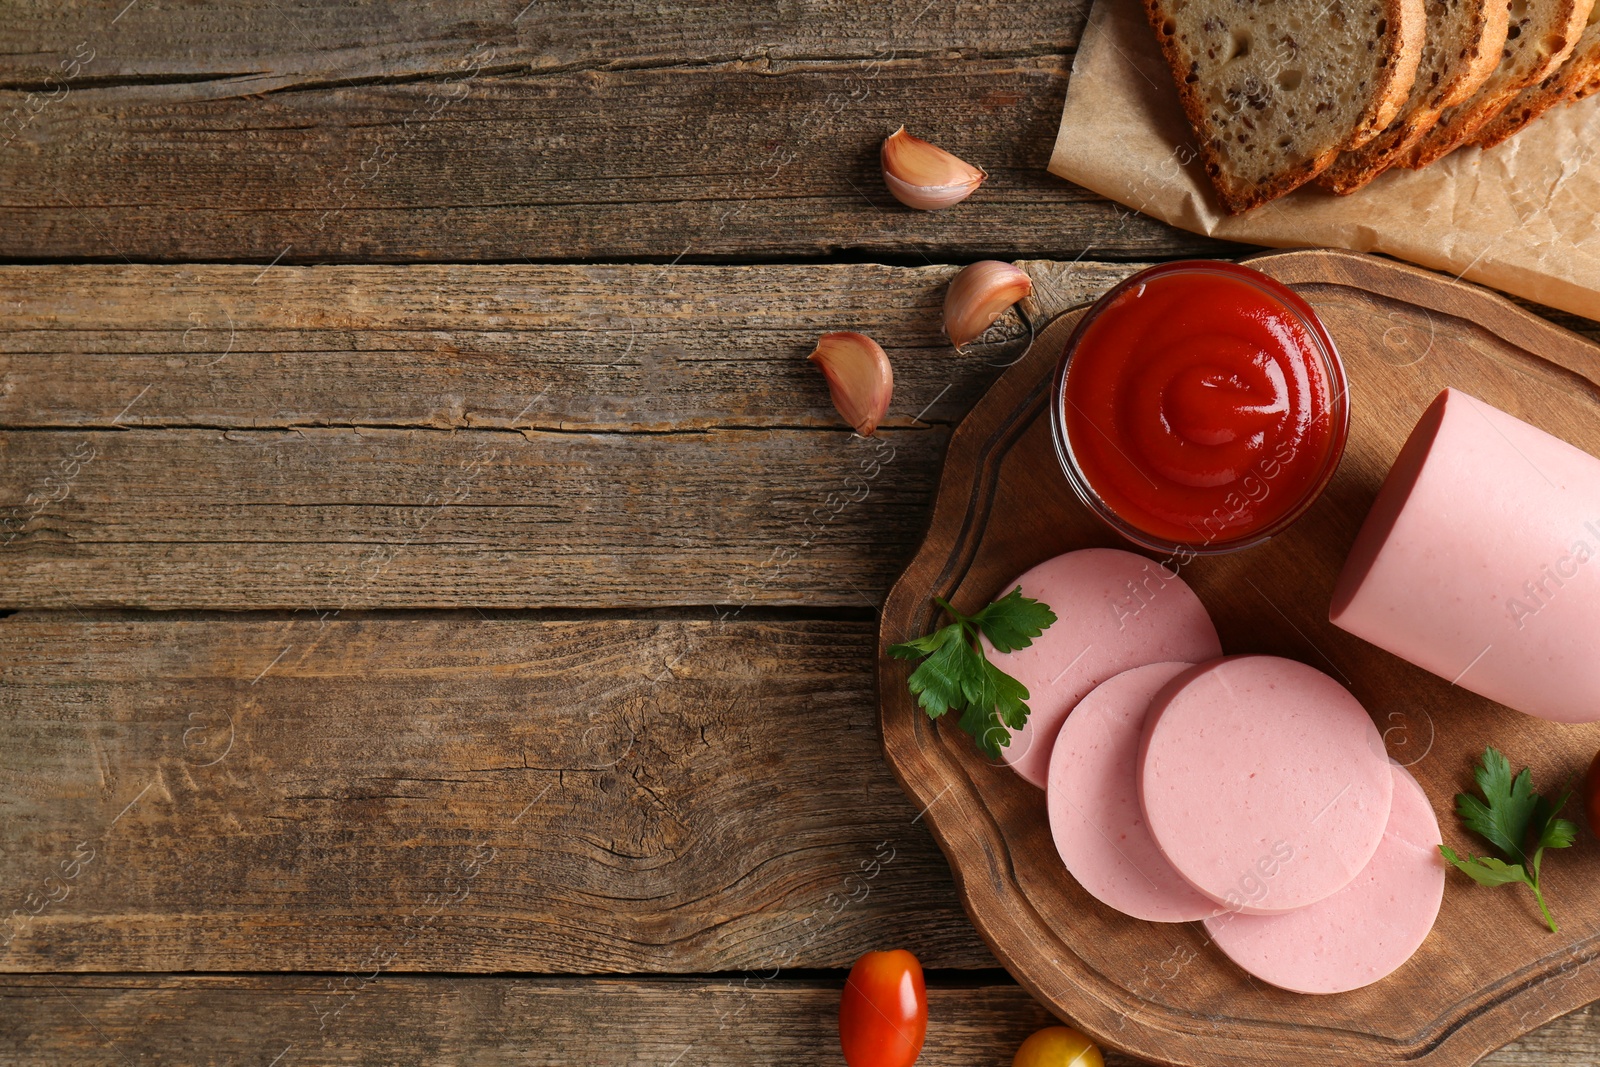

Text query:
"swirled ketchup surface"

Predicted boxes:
[[1059, 263, 1345, 549]]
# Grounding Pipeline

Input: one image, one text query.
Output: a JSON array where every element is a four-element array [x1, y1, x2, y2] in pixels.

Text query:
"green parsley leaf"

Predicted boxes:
[[1440, 747, 1575, 932], [1438, 847, 1529, 888], [957, 699, 1008, 760], [888, 628, 955, 660], [1457, 747, 1538, 863], [971, 587, 1058, 653], [983, 658, 1031, 731], [1533, 790, 1579, 854], [890, 588, 1056, 758], [899, 625, 973, 719]]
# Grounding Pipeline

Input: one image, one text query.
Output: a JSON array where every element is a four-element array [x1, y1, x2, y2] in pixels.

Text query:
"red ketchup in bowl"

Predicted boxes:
[[1051, 262, 1348, 554]]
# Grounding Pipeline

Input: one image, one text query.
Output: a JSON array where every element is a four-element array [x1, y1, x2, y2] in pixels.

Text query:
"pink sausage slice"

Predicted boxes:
[[1139, 655, 1393, 913], [1332, 388, 1600, 723], [986, 548, 1222, 788], [1204, 762, 1445, 994], [1047, 661, 1221, 922]]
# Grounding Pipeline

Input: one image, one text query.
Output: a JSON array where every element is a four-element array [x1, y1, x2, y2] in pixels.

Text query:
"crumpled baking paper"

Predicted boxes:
[[1049, 0, 1600, 322]]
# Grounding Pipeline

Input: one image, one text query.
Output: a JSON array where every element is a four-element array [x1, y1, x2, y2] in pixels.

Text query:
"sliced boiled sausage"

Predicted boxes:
[[986, 548, 1222, 788], [1047, 661, 1220, 922], [1139, 655, 1393, 913], [1203, 762, 1445, 994]]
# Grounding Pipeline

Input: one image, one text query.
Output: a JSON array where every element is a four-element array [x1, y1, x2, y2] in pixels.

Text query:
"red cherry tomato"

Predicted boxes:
[[1584, 748, 1600, 835], [839, 949, 927, 1067]]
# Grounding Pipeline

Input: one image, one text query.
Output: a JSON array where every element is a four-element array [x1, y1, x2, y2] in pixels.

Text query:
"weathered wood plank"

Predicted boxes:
[[7, 976, 1064, 1066], [0, 261, 1160, 610], [0, 974, 1595, 1065], [2, 262, 1588, 437], [1, 0, 1081, 83], [0, 56, 1230, 262], [0, 261, 1588, 435], [0, 262, 1141, 431], [0, 612, 993, 972], [0, 425, 942, 608]]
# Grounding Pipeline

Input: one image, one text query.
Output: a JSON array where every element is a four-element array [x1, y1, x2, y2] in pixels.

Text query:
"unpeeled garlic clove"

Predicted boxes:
[[943, 260, 1033, 351], [808, 331, 894, 436], [881, 126, 987, 211]]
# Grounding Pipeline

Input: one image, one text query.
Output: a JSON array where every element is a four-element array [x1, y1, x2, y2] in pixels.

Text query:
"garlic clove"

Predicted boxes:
[[807, 331, 894, 436], [881, 126, 987, 211], [943, 260, 1034, 351]]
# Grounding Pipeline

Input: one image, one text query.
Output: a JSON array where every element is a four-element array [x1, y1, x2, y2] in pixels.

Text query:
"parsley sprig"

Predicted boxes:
[[1439, 746, 1577, 933], [889, 588, 1057, 759]]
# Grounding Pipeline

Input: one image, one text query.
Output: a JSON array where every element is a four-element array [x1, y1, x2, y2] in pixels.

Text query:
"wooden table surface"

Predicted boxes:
[[2, 3, 1597, 1064]]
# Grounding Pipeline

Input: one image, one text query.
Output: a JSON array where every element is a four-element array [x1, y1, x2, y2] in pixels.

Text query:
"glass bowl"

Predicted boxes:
[[1048, 260, 1349, 556]]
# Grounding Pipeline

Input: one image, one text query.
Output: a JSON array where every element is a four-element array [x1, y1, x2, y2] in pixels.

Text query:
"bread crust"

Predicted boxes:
[[1474, 18, 1600, 147], [1444, 0, 1520, 110], [1318, 0, 1511, 194], [1352, 0, 1431, 146], [1406, 0, 1596, 167], [1144, 0, 1427, 212]]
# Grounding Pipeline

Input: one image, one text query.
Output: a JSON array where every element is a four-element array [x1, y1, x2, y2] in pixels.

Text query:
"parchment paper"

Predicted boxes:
[[1049, 0, 1600, 322]]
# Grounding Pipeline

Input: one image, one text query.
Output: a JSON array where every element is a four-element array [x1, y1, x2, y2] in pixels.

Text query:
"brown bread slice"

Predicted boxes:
[[1144, 0, 1426, 213], [1319, 0, 1510, 193], [1578, 53, 1600, 92], [1580, 29, 1600, 88], [1474, 5, 1600, 146], [1406, 0, 1595, 166]]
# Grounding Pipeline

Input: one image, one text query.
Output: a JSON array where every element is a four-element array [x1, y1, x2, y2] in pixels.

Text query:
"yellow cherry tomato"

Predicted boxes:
[[1012, 1026, 1104, 1067]]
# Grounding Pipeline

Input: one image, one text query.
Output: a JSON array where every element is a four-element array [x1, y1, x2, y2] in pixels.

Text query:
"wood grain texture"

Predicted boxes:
[[880, 249, 1600, 1067], [0, 0, 1083, 84], [0, 262, 1138, 431], [0, 55, 1229, 262], [0, 424, 949, 609], [0, 260, 1153, 610], [0, 611, 993, 973], [1, 975, 1596, 1065]]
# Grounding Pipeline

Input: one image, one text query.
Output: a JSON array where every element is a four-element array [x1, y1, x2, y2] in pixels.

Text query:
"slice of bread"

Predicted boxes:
[[1318, 0, 1509, 193], [1474, 5, 1600, 146], [1580, 23, 1600, 88], [1406, 0, 1595, 166], [1577, 51, 1600, 93], [1144, 0, 1425, 212]]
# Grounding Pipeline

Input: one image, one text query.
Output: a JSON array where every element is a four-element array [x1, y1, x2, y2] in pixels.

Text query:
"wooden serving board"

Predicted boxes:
[[879, 249, 1600, 1067]]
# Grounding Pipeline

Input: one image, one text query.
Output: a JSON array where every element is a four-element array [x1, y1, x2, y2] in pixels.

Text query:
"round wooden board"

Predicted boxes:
[[878, 249, 1600, 1067]]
